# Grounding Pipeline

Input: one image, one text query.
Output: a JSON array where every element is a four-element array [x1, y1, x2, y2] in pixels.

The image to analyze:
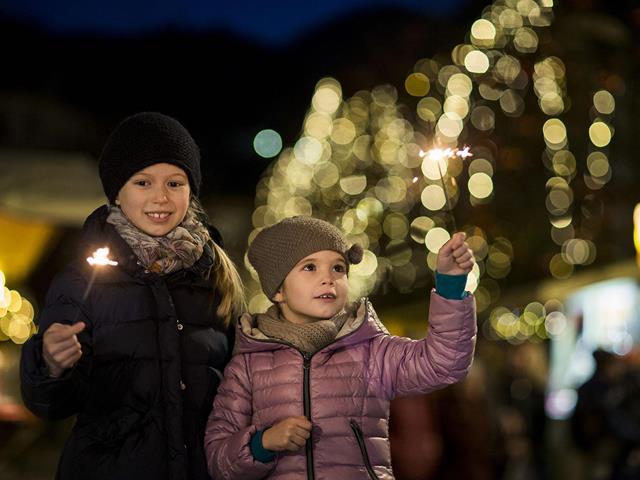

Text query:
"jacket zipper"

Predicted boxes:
[[303, 354, 315, 480], [349, 420, 380, 480], [239, 303, 375, 480]]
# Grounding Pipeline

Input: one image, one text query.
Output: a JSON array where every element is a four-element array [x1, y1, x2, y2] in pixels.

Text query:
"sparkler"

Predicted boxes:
[[418, 146, 473, 232], [72, 247, 118, 322]]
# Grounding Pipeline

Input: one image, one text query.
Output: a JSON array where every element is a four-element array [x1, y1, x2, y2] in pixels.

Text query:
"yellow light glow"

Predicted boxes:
[[339, 175, 367, 195], [500, 90, 525, 116], [421, 185, 447, 211], [410, 216, 435, 244], [549, 253, 573, 279], [495, 55, 522, 83], [471, 19, 496, 44], [283, 197, 312, 217], [468, 172, 494, 199], [383, 213, 409, 240], [587, 152, 610, 178], [552, 150, 576, 177], [350, 250, 378, 276], [464, 50, 490, 74], [312, 79, 342, 114], [304, 112, 333, 139], [499, 8, 524, 29], [540, 92, 564, 115], [330, 118, 357, 145], [436, 113, 464, 138], [447, 73, 473, 97], [593, 90, 615, 114], [513, 27, 539, 53], [470, 106, 495, 132], [443, 95, 470, 119], [589, 122, 612, 147], [468, 158, 494, 177], [248, 294, 272, 314], [543, 118, 567, 148], [294, 136, 324, 165], [417, 97, 442, 123], [405, 72, 430, 97], [425, 227, 450, 254]]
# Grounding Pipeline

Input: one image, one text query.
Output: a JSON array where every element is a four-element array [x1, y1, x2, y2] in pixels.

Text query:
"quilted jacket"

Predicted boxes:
[[205, 291, 476, 479]]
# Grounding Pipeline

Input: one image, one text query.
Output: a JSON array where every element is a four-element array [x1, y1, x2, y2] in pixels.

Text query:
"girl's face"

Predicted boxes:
[[273, 250, 349, 324], [116, 163, 190, 236]]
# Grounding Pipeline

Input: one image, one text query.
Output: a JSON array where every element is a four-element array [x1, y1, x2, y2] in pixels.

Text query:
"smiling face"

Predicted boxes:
[[273, 250, 349, 324], [115, 162, 190, 236]]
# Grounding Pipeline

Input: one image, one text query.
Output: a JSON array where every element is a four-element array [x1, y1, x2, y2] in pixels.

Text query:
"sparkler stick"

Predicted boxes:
[[419, 146, 473, 233], [72, 247, 117, 322]]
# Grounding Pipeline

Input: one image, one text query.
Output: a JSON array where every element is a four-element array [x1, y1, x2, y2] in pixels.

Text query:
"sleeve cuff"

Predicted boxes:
[[435, 271, 468, 300], [250, 429, 277, 463]]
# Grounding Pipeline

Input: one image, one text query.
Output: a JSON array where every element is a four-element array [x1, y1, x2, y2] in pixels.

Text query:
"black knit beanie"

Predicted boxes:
[[99, 112, 201, 203], [248, 216, 363, 299]]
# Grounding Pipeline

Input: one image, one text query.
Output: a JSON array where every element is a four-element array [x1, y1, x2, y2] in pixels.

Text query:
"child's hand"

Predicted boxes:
[[262, 416, 312, 452], [436, 232, 475, 276], [42, 322, 85, 377]]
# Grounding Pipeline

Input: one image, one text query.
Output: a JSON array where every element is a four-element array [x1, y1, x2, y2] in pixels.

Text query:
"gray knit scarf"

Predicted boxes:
[[256, 304, 351, 355], [107, 203, 211, 275]]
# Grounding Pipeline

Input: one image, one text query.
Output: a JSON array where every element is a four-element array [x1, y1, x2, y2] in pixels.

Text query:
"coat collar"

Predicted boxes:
[[233, 298, 388, 355]]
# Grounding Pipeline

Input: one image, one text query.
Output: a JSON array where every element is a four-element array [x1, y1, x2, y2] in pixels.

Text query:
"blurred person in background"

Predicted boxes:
[[572, 348, 640, 480]]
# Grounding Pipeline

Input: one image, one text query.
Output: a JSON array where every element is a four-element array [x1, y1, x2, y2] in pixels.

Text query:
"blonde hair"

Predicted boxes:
[[210, 241, 246, 326], [190, 197, 246, 326]]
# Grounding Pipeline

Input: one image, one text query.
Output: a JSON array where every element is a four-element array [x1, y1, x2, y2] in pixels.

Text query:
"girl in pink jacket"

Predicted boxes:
[[205, 216, 477, 479]]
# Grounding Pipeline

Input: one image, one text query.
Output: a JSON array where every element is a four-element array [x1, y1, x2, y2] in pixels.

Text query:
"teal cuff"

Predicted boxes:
[[435, 271, 468, 300], [250, 429, 277, 463]]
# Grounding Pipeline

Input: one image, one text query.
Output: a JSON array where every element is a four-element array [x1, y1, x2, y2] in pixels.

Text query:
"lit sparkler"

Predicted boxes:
[[418, 146, 473, 232], [72, 247, 118, 322]]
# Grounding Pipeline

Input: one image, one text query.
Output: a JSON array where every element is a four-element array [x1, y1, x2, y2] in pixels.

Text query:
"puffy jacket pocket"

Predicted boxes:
[[349, 420, 380, 480]]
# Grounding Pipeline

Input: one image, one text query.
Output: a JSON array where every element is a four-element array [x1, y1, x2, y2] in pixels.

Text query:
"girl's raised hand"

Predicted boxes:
[[262, 416, 312, 452], [42, 322, 85, 378], [436, 232, 475, 276]]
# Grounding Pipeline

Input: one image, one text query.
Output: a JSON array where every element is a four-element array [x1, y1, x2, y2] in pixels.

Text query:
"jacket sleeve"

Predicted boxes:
[[373, 290, 477, 400], [204, 353, 277, 480], [20, 267, 93, 420]]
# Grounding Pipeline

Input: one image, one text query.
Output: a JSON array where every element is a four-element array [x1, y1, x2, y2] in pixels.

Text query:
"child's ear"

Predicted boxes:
[[273, 288, 284, 303]]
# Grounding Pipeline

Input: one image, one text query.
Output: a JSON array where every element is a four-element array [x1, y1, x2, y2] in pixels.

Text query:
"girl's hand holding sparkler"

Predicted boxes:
[[42, 321, 86, 377], [436, 232, 475, 276]]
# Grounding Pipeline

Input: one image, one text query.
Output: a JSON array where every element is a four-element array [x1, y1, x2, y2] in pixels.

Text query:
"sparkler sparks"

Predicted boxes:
[[72, 247, 118, 322], [418, 146, 473, 233], [87, 247, 118, 267]]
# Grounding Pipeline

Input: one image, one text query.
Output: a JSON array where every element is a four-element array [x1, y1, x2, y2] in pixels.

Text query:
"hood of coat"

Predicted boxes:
[[233, 298, 389, 355]]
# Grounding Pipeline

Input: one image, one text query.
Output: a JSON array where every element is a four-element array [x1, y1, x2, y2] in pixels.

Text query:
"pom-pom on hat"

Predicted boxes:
[[248, 215, 363, 299], [99, 112, 201, 203]]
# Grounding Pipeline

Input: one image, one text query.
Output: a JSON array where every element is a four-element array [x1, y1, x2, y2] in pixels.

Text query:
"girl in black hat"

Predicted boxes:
[[20, 112, 245, 480]]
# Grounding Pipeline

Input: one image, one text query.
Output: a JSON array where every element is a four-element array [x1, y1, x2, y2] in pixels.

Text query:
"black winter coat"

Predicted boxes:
[[20, 206, 233, 480]]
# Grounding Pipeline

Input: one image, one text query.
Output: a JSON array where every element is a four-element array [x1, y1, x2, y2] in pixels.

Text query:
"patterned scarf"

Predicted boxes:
[[107, 203, 212, 274], [257, 304, 352, 355]]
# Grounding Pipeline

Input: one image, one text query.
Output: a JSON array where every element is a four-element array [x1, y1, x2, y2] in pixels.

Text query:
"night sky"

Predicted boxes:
[[0, 0, 470, 45]]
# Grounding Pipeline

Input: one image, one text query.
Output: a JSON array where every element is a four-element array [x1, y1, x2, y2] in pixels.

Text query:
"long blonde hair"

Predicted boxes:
[[210, 241, 246, 326], [191, 197, 246, 326]]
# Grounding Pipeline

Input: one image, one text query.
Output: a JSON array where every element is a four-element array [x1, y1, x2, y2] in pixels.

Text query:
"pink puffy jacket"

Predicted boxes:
[[205, 292, 476, 480]]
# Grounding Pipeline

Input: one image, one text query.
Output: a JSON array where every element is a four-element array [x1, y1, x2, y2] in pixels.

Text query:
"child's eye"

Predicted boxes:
[[168, 181, 184, 188], [133, 180, 149, 186], [333, 264, 346, 273], [302, 263, 316, 271]]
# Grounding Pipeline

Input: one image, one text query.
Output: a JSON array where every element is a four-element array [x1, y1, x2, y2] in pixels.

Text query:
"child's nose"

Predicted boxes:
[[320, 272, 335, 285], [151, 186, 169, 202]]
